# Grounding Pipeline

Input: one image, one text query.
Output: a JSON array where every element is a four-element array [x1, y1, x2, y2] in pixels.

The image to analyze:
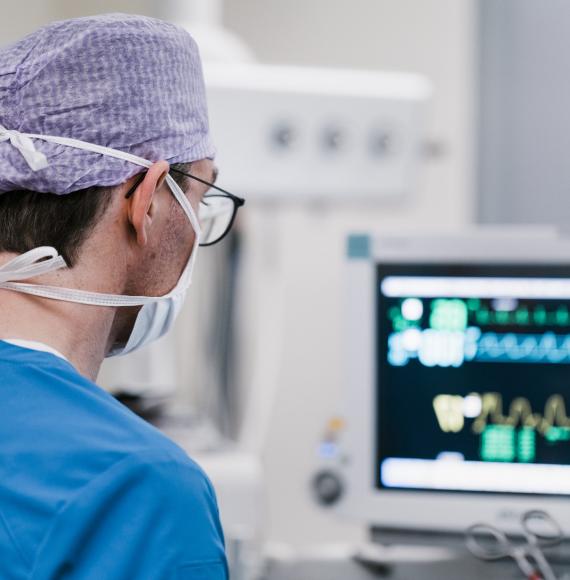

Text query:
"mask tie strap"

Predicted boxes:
[[0, 247, 67, 284], [0, 124, 49, 172]]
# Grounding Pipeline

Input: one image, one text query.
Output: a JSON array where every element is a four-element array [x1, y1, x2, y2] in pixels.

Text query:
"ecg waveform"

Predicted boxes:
[[471, 393, 570, 435], [388, 329, 570, 367], [433, 393, 570, 436], [387, 297, 570, 368], [388, 298, 570, 333], [472, 304, 570, 328], [476, 332, 570, 364], [433, 393, 570, 462]]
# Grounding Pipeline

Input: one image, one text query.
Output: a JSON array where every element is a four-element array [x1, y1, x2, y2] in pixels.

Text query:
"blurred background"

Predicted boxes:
[[3, 0, 569, 576]]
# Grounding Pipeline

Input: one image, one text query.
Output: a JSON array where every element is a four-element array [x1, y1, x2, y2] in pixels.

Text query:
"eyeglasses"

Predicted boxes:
[[124, 167, 245, 247]]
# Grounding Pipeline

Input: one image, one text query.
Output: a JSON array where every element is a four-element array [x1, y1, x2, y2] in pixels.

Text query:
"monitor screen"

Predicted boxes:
[[376, 263, 570, 496]]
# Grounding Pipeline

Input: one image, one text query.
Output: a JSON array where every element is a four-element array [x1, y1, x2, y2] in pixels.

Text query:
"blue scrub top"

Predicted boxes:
[[0, 341, 228, 579]]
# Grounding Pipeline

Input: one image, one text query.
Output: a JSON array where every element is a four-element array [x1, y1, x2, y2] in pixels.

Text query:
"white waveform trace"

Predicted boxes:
[[401, 298, 424, 321], [463, 394, 483, 418], [419, 330, 464, 367], [401, 328, 422, 351], [388, 327, 480, 368]]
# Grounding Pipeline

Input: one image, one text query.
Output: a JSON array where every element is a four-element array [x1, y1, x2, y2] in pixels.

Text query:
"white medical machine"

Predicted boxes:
[[335, 231, 570, 537], [204, 62, 431, 201], [204, 62, 432, 450]]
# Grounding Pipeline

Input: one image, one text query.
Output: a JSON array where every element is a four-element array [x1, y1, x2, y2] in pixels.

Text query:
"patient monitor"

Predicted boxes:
[[340, 232, 570, 536]]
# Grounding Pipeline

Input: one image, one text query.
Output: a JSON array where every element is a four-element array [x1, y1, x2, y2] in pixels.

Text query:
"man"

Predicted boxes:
[[0, 13, 243, 579]]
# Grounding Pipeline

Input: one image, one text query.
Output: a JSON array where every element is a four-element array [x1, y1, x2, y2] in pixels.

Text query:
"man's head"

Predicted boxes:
[[0, 153, 217, 365], [0, 162, 198, 268], [66, 157, 216, 350], [0, 14, 219, 368]]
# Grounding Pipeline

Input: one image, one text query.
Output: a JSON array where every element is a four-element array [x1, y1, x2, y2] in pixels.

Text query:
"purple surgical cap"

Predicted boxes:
[[0, 13, 215, 195]]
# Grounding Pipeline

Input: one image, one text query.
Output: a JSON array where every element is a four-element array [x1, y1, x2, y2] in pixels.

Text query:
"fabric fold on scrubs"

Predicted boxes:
[[0, 341, 227, 579]]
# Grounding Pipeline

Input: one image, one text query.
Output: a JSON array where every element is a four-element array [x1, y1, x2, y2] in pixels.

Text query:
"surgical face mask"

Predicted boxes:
[[0, 129, 202, 357]]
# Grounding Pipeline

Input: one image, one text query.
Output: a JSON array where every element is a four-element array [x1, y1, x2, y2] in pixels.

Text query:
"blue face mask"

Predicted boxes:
[[107, 287, 188, 357]]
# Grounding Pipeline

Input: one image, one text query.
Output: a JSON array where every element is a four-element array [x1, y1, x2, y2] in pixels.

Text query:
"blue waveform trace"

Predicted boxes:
[[475, 332, 570, 364]]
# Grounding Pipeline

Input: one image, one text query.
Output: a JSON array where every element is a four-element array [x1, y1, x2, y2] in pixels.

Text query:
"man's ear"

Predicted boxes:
[[126, 160, 170, 247]]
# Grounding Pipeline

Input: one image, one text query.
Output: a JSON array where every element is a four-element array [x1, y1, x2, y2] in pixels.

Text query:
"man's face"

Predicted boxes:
[[131, 158, 216, 296], [110, 158, 217, 349]]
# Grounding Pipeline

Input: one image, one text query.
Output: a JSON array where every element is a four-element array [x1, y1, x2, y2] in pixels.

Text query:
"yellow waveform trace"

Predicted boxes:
[[433, 395, 465, 433], [472, 393, 570, 435], [432, 392, 570, 436]]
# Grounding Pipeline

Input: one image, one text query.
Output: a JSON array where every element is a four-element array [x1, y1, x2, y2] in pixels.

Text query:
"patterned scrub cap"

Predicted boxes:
[[0, 13, 215, 195]]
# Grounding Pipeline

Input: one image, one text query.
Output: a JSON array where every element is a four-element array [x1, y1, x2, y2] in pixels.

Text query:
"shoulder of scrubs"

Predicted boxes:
[[32, 450, 228, 580], [0, 341, 227, 580]]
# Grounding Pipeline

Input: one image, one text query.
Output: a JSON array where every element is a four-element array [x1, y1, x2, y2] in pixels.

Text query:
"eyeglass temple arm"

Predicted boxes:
[[124, 167, 246, 207], [169, 166, 245, 204]]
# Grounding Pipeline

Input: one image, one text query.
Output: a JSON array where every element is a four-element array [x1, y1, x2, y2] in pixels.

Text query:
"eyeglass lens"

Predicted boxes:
[[199, 195, 238, 246]]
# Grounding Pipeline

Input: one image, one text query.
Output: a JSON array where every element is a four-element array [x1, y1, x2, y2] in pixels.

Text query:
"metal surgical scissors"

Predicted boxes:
[[466, 510, 563, 580]]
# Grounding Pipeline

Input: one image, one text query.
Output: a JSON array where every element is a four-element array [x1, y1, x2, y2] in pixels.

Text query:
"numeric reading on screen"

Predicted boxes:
[[376, 264, 570, 495]]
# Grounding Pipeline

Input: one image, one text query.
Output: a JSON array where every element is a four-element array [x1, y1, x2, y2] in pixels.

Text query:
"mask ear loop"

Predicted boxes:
[[0, 247, 67, 284], [123, 171, 202, 287], [124, 170, 202, 241], [0, 130, 202, 305], [165, 173, 201, 287]]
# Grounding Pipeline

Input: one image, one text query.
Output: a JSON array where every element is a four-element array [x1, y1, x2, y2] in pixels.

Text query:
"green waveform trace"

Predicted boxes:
[[474, 304, 570, 328], [518, 427, 536, 463], [480, 425, 536, 463], [480, 425, 516, 462], [545, 426, 570, 443], [389, 305, 421, 333], [430, 299, 468, 332], [390, 299, 570, 334], [466, 299, 481, 311]]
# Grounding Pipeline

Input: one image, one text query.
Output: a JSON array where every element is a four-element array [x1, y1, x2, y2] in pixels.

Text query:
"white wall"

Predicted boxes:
[[51, 0, 156, 20], [1, 2, 55, 47], [1, 0, 157, 47], [223, 0, 477, 547], [225, 0, 476, 228]]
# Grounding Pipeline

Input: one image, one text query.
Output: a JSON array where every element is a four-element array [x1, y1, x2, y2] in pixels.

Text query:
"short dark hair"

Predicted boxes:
[[0, 185, 114, 267], [0, 165, 190, 267]]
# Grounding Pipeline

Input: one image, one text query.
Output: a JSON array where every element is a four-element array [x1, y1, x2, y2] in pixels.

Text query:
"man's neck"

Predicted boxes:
[[0, 290, 116, 380]]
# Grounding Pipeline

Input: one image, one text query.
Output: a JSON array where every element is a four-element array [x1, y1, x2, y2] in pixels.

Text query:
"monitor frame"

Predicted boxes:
[[339, 231, 570, 536]]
